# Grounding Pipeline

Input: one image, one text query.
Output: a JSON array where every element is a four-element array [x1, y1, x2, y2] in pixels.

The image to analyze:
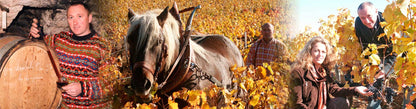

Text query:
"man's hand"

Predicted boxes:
[[355, 86, 374, 96], [62, 82, 82, 97], [29, 19, 40, 38]]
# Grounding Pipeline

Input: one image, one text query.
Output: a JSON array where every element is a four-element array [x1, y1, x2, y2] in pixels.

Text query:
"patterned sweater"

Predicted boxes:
[[44, 31, 112, 108], [246, 38, 288, 66]]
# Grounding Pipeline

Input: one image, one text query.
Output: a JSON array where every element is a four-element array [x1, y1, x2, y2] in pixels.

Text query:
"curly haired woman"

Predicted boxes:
[[290, 36, 373, 109]]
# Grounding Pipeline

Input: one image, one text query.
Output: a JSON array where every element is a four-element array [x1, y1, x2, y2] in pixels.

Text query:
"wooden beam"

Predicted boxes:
[[1, 11, 5, 33]]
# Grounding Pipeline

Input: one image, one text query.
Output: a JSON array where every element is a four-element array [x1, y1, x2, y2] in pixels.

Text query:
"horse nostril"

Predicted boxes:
[[144, 79, 152, 90]]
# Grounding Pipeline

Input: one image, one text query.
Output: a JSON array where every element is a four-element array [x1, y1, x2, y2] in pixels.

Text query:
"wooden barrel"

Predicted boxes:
[[0, 35, 61, 109]]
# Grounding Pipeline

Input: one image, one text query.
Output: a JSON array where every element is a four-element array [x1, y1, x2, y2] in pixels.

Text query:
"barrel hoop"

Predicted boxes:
[[0, 37, 24, 60], [0, 39, 27, 75], [49, 87, 62, 109]]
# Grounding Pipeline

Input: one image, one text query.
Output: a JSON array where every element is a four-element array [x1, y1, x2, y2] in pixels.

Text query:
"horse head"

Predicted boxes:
[[126, 3, 182, 101]]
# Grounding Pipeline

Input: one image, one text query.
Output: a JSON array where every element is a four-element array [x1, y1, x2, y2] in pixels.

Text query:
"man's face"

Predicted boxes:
[[67, 4, 92, 36], [261, 24, 274, 40], [358, 6, 378, 29]]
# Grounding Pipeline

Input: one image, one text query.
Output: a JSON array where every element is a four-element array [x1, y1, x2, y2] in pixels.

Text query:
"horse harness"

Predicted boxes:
[[155, 29, 223, 94], [132, 6, 223, 95], [132, 30, 223, 94]]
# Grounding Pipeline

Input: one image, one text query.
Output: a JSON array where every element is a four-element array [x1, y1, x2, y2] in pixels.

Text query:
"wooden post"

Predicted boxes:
[[1, 9, 4, 33], [244, 32, 247, 49], [0, 5, 8, 34], [1, 11, 6, 31]]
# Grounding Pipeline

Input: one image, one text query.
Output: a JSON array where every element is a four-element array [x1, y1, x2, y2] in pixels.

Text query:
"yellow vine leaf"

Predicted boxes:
[[249, 94, 260, 106], [350, 65, 362, 83], [369, 44, 379, 54], [201, 103, 214, 109], [222, 89, 231, 103], [399, 0, 410, 16], [266, 64, 274, 75], [364, 65, 380, 84], [408, 47, 416, 61], [168, 99, 179, 109], [240, 83, 247, 92], [353, 74, 363, 83], [208, 86, 219, 98], [397, 75, 404, 92], [256, 66, 267, 78], [200, 91, 207, 103], [369, 54, 381, 65], [137, 103, 154, 109], [230, 64, 237, 71], [267, 95, 278, 104], [406, 103, 415, 109], [412, 89, 416, 101], [377, 33, 386, 40], [361, 48, 372, 58], [383, 3, 395, 23], [380, 21, 388, 27], [123, 102, 133, 108], [187, 90, 201, 106], [236, 66, 247, 74]]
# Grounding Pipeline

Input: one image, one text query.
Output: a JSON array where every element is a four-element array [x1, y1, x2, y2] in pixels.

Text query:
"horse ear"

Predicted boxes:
[[157, 7, 169, 27], [170, 2, 184, 36], [170, 2, 180, 21], [128, 8, 136, 21]]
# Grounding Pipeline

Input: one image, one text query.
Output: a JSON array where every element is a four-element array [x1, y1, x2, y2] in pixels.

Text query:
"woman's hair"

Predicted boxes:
[[291, 36, 337, 71]]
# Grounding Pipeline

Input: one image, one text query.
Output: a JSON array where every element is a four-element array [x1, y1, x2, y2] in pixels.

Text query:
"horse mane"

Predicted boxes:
[[127, 7, 244, 96], [127, 9, 182, 71]]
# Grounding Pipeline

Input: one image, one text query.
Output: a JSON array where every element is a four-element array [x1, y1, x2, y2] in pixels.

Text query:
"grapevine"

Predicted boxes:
[[94, 0, 416, 108], [98, 0, 293, 108]]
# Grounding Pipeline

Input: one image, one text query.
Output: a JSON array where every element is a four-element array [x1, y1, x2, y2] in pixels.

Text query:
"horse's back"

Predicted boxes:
[[191, 34, 243, 66]]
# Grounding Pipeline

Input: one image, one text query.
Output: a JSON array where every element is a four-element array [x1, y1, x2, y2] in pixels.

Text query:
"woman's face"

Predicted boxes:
[[311, 42, 327, 65]]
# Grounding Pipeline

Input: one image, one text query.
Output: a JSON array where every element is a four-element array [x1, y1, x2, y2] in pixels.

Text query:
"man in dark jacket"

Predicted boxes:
[[355, 2, 393, 59], [355, 2, 396, 109], [355, 2, 395, 76]]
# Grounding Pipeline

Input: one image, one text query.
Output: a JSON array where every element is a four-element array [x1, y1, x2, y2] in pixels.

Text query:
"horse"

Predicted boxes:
[[126, 3, 244, 103]]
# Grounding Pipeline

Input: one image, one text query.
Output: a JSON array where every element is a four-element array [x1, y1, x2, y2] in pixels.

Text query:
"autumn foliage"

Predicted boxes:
[[98, 0, 293, 108], [310, 0, 416, 108], [96, 0, 416, 108]]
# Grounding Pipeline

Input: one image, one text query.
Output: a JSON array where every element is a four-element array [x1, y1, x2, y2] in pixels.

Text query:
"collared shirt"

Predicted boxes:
[[246, 38, 288, 66]]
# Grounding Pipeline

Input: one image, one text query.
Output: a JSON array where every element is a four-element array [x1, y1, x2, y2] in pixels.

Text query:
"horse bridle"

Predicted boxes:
[[131, 5, 223, 94], [131, 5, 198, 86], [132, 34, 167, 82]]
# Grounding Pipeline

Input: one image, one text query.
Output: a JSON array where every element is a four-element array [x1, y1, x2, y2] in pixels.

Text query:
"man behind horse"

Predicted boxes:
[[246, 23, 289, 67], [29, 1, 112, 108]]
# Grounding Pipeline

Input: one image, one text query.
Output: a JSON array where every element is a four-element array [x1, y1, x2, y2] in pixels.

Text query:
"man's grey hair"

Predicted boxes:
[[358, 2, 375, 11]]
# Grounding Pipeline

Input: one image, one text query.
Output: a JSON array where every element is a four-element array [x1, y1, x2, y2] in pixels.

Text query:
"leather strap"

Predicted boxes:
[[44, 43, 64, 83], [157, 5, 200, 93], [157, 31, 191, 91], [133, 61, 156, 75]]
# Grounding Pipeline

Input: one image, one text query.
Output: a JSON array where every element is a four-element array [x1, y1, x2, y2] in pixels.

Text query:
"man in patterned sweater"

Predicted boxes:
[[29, 2, 112, 108], [246, 23, 288, 67]]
